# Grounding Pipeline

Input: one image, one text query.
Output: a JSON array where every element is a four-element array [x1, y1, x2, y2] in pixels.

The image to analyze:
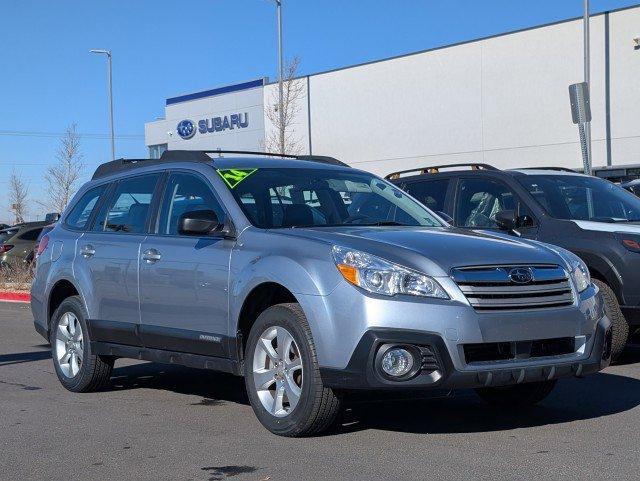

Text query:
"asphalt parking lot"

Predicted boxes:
[[2, 302, 640, 480]]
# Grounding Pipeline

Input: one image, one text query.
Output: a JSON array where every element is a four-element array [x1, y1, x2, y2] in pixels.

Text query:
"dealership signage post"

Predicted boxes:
[[569, 82, 592, 175]]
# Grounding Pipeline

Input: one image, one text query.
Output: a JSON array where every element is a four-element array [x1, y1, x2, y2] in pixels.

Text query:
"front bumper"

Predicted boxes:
[[320, 316, 612, 390]]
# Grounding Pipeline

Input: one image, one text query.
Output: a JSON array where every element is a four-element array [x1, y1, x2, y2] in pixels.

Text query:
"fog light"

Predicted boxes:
[[381, 348, 414, 377]]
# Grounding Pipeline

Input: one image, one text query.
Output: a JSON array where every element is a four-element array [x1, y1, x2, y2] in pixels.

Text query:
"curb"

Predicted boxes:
[[0, 291, 31, 303]]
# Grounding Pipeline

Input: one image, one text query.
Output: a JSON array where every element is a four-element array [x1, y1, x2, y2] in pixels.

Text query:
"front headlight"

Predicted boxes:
[[332, 246, 449, 299], [570, 259, 590, 293]]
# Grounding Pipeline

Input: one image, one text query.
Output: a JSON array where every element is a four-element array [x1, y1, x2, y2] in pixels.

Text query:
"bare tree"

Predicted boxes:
[[44, 124, 85, 213], [8, 169, 29, 224], [264, 56, 305, 155]]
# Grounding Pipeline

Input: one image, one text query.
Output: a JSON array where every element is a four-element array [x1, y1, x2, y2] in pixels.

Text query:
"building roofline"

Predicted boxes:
[[264, 3, 640, 85], [165, 78, 267, 106]]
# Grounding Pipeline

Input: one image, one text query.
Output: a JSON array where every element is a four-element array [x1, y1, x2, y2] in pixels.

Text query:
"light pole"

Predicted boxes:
[[583, 0, 592, 173], [90, 49, 115, 161], [274, 0, 285, 154]]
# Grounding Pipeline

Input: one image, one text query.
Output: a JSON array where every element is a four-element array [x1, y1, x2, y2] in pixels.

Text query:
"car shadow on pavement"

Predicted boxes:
[[0, 350, 51, 366], [108, 362, 249, 405], [338, 370, 640, 435]]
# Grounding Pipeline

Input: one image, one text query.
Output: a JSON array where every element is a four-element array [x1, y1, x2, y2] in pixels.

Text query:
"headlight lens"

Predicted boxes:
[[571, 259, 590, 293], [332, 246, 449, 299]]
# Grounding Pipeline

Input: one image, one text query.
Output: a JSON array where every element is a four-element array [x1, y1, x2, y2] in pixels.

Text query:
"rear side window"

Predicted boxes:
[[65, 185, 106, 230], [0, 229, 19, 242], [404, 179, 450, 213], [19, 228, 43, 241], [93, 174, 160, 233]]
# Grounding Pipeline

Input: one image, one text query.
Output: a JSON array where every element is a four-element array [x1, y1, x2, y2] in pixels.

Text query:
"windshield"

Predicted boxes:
[[219, 167, 443, 229], [518, 175, 640, 222]]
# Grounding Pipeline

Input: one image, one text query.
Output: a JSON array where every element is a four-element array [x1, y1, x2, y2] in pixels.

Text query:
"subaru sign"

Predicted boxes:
[[176, 119, 196, 140], [176, 113, 249, 140]]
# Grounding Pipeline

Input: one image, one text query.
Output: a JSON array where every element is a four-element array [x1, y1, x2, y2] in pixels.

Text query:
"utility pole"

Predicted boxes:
[[90, 49, 116, 161], [583, 0, 592, 173], [275, 0, 285, 154]]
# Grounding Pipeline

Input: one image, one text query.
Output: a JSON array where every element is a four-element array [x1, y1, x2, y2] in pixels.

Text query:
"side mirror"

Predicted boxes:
[[178, 210, 221, 236], [495, 210, 517, 231], [45, 212, 61, 223]]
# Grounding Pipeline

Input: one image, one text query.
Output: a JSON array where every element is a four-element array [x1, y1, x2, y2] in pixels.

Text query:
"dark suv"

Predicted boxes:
[[388, 163, 640, 358]]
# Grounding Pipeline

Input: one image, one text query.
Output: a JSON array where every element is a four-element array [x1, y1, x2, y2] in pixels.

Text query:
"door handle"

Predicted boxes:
[[80, 245, 95, 258], [142, 248, 162, 263]]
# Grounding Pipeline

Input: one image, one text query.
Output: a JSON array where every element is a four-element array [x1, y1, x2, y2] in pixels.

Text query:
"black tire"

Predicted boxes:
[[475, 380, 557, 407], [244, 303, 341, 437], [49, 296, 113, 392], [593, 279, 628, 361]]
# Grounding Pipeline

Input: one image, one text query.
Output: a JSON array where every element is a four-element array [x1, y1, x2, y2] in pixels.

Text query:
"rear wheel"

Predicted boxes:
[[475, 380, 556, 407], [50, 296, 113, 392], [244, 303, 341, 437], [593, 279, 628, 361]]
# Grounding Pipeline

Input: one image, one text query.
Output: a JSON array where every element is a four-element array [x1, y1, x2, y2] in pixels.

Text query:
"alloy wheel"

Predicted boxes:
[[252, 326, 303, 417], [55, 312, 84, 378]]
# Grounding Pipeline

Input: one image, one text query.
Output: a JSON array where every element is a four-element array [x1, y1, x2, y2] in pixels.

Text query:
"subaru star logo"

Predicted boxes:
[[508, 267, 534, 284], [176, 119, 196, 140]]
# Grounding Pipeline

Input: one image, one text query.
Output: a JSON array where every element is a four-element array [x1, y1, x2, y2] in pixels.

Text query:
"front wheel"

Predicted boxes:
[[593, 279, 628, 361], [244, 303, 341, 437], [475, 380, 556, 407]]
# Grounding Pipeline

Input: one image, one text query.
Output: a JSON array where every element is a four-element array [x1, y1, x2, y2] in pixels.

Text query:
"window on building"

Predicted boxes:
[[148, 144, 168, 159]]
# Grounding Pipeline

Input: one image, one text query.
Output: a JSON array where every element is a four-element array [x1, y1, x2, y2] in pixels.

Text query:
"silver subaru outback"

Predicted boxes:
[[31, 151, 612, 436]]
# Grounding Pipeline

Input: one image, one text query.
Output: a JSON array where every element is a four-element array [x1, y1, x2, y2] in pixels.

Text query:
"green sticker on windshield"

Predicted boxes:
[[217, 168, 257, 188]]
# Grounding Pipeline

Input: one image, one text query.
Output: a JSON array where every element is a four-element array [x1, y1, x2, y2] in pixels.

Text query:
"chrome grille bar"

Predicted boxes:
[[452, 264, 574, 311]]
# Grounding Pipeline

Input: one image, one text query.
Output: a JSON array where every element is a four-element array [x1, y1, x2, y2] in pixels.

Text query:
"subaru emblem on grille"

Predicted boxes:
[[508, 267, 534, 284]]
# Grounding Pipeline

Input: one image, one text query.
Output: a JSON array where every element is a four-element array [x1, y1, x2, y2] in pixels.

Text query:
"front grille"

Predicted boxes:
[[464, 337, 576, 364], [451, 264, 574, 311]]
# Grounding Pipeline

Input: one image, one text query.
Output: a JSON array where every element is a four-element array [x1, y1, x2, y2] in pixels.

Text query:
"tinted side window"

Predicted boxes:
[[456, 178, 532, 228], [19, 228, 43, 241], [93, 174, 160, 233], [157, 173, 226, 235], [404, 180, 450, 212], [65, 185, 106, 230]]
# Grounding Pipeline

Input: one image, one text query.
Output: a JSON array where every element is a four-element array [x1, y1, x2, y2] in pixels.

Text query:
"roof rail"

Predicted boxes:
[[197, 150, 349, 167], [92, 150, 349, 179], [385, 163, 497, 180], [518, 166, 579, 173]]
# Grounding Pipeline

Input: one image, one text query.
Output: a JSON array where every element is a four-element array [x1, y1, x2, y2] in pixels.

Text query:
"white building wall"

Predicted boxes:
[[271, 6, 640, 177], [148, 7, 640, 177]]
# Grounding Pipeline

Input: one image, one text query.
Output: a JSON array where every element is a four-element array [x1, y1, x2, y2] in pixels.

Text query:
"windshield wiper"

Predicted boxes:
[[352, 221, 409, 226]]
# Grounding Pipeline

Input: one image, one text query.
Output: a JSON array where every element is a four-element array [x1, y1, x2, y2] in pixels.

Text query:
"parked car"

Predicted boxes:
[[388, 163, 640, 359], [0, 222, 49, 268], [620, 179, 640, 197], [32, 151, 611, 437]]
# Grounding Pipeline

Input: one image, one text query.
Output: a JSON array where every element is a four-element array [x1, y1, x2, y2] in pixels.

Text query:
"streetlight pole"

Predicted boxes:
[[583, 0, 592, 173], [275, 0, 285, 154], [90, 49, 116, 161]]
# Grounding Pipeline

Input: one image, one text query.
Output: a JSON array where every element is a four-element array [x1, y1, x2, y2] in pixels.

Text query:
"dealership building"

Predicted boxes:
[[145, 5, 640, 177]]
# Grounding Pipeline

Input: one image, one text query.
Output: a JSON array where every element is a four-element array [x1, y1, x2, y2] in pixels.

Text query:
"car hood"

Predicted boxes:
[[271, 226, 565, 276]]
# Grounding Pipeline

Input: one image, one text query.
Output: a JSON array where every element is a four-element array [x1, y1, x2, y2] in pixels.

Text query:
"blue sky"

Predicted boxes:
[[1, 0, 638, 219]]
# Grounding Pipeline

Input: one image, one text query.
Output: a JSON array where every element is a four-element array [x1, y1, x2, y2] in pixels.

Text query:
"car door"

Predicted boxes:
[[75, 173, 161, 344], [453, 177, 539, 238], [138, 171, 233, 358]]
